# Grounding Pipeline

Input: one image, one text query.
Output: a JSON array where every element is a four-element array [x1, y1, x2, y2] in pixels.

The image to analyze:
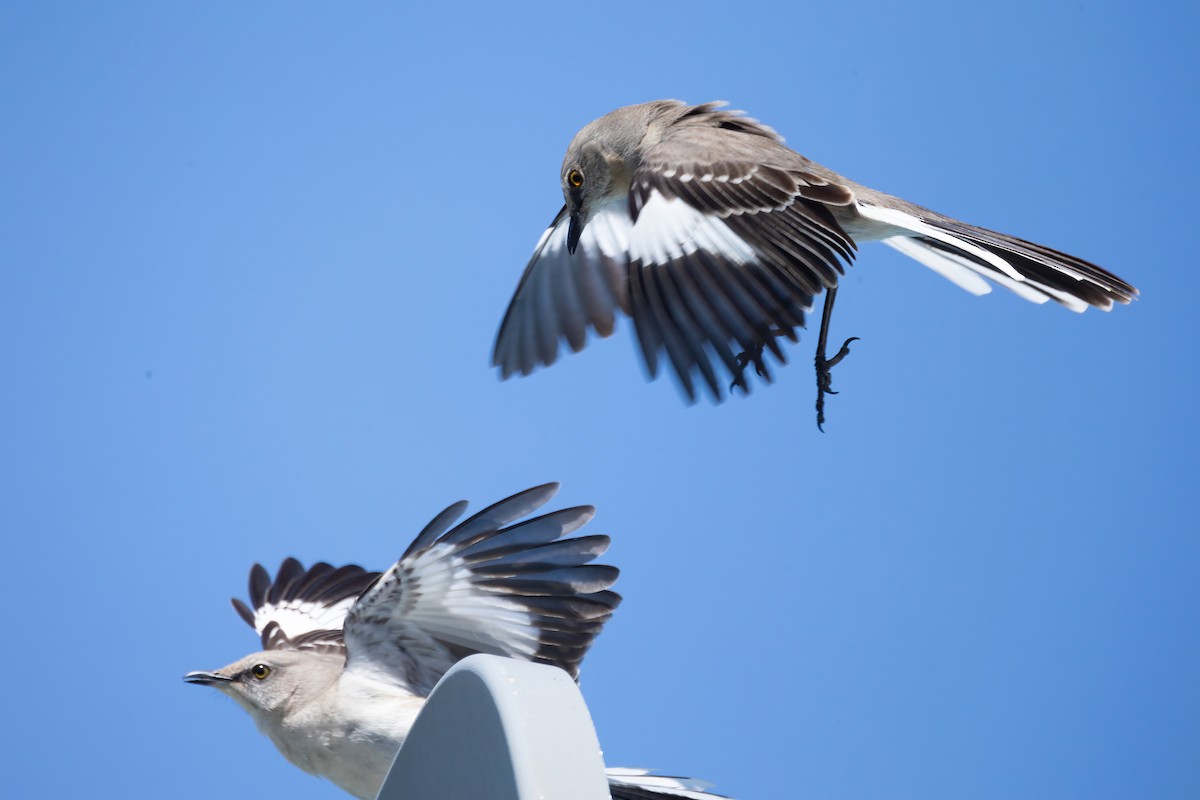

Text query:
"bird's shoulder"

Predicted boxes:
[[632, 123, 855, 219], [642, 102, 791, 171]]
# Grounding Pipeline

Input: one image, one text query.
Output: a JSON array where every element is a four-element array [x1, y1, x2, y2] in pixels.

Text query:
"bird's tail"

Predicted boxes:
[[856, 202, 1137, 312], [607, 767, 732, 800]]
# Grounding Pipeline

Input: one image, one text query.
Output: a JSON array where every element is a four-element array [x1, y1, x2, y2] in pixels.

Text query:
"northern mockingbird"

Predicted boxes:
[[492, 100, 1138, 423], [184, 484, 726, 800]]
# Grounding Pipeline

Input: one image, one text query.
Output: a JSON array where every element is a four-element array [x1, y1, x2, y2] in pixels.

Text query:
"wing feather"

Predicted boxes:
[[230, 558, 381, 653], [495, 100, 1137, 404], [342, 484, 620, 695]]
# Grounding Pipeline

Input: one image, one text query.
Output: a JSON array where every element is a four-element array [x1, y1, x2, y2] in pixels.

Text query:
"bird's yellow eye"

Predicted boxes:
[[251, 664, 271, 680], [567, 169, 583, 188]]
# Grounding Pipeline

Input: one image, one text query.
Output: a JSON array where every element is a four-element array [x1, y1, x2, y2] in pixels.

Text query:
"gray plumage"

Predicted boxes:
[[493, 100, 1137, 402], [184, 484, 726, 800]]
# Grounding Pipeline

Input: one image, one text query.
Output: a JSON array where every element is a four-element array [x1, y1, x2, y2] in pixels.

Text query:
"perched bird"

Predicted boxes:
[[493, 100, 1138, 420], [184, 484, 726, 800]]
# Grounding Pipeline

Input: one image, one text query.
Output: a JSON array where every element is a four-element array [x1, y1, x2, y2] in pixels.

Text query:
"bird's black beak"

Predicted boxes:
[[567, 211, 583, 255], [184, 670, 233, 685]]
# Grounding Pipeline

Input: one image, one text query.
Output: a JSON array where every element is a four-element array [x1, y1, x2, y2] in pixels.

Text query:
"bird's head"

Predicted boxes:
[[184, 650, 331, 719], [560, 103, 668, 253], [560, 140, 620, 254]]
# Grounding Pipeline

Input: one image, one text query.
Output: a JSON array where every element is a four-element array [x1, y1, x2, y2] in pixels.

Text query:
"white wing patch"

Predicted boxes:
[[496, 190, 788, 382], [531, 198, 633, 264], [628, 191, 756, 267], [250, 596, 358, 641], [494, 199, 635, 376], [339, 487, 618, 695], [390, 543, 540, 659], [585, 197, 635, 257]]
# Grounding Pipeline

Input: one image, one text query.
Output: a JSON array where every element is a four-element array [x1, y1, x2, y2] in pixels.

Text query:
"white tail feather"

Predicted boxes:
[[865, 203, 1098, 313], [857, 202, 1027, 282], [881, 236, 994, 296], [882, 236, 1092, 312]]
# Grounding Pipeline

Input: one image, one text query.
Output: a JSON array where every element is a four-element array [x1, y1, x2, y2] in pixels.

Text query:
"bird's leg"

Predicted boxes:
[[814, 284, 859, 431]]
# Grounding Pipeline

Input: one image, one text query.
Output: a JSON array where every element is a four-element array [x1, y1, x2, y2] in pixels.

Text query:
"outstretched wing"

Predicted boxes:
[[342, 483, 620, 695], [231, 558, 381, 654], [493, 102, 857, 403], [492, 204, 632, 379], [623, 116, 857, 401]]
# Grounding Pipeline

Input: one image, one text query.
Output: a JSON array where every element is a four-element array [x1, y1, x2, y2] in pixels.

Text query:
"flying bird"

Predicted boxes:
[[184, 484, 727, 800], [492, 100, 1137, 423]]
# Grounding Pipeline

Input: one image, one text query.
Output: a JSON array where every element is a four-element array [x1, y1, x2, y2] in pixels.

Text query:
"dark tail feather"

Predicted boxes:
[[917, 215, 1138, 310]]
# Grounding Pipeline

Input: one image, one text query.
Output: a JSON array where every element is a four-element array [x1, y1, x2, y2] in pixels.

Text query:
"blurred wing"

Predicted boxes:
[[624, 123, 857, 402], [493, 115, 860, 404], [607, 768, 731, 800], [231, 558, 381, 654], [342, 483, 621, 695], [493, 204, 633, 379]]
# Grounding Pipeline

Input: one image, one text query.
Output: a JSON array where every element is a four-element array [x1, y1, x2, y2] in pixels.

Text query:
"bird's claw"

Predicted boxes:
[[809, 282, 859, 430], [825, 336, 859, 370], [814, 322, 859, 431], [729, 345, 772, 394]]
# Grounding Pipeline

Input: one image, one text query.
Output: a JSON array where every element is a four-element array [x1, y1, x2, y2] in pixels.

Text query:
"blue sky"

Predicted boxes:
[[2, 2, 1197, 798]]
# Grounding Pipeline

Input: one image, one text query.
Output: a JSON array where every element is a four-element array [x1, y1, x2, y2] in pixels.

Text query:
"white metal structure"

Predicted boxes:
[[377, 654, 610, 800]]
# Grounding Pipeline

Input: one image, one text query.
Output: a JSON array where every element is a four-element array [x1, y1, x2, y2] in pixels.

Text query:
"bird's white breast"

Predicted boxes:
[[271, 671, 426, 800]]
